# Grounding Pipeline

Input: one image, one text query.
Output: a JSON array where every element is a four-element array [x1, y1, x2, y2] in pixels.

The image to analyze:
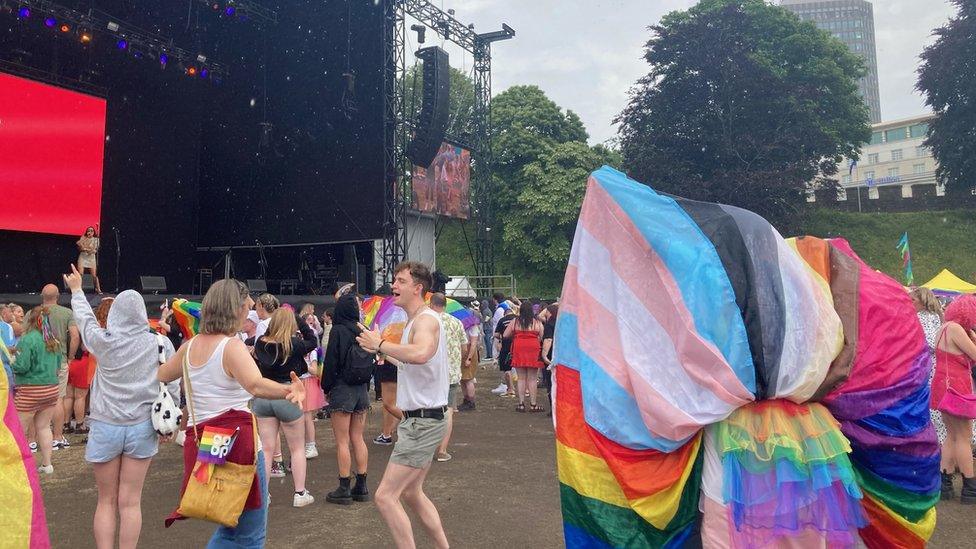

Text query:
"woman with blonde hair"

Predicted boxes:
[[252, 308, 319, 507], [159, 279, 304, 545], [13, 305, 62, 475]]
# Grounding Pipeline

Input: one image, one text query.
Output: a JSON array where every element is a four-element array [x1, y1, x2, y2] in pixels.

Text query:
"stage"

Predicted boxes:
[[0, 0, 391, 295]]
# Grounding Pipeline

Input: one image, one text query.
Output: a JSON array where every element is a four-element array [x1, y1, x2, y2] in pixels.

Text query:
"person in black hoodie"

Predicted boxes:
[[252, 308, 319, 508], [321, 293, 371, 505]]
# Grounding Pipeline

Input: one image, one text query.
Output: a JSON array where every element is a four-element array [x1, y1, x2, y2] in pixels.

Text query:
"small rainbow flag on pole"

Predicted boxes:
[[897, 232, 913, 285]]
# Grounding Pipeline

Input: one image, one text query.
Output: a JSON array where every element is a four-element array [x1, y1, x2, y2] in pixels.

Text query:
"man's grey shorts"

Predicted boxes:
[[390, 416, 448, 469]]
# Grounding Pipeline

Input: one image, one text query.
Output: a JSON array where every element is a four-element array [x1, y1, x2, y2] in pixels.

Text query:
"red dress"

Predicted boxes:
[[930, 346, 975, 410], [510, 328, 543, 369]]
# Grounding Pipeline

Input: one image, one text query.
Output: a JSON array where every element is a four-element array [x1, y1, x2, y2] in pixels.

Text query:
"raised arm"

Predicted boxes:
[[66, 265, 108, 353], [357, 314, 439, 365]]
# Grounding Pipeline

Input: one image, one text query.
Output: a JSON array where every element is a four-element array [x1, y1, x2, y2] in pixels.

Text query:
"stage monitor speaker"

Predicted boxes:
[[406, 46, 451, 168], [247, 279, 268, 293], [140, 276, 167, 294], [64, 274, 95, 292]]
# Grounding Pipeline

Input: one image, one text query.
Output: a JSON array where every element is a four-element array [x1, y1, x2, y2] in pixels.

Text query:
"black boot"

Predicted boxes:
[[942, 471, 955, 500], [961, 476, 976, 505], [326, 477, 352, 505], [351, 473, 371, 502]]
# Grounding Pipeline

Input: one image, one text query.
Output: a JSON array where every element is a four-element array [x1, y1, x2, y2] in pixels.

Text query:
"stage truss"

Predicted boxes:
[[381, 0, 513, 283]]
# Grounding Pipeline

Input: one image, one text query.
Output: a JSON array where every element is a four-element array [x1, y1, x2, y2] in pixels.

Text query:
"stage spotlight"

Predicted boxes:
[[159, 53, 168, 66], [200, 68, 209, 78], [17, 6, 29, 18], [44, 17, 56, 28], [59, 23, 71, 33], [106, 21, 119, 32], [116, 38, 128, 50], [224, 6, 235, 16], [79, 29, 93, 44], [186, 66, 198, 76]]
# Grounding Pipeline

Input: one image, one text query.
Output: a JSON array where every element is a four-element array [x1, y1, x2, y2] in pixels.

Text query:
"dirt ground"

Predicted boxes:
[[40, 366, 565, 549], [38, 365, 975, 548]]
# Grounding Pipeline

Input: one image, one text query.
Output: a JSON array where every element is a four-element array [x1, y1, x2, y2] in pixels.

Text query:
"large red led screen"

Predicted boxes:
[[0, 72, 106, 236]]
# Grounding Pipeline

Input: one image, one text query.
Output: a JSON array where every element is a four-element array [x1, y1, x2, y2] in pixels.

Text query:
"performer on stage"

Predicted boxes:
[[76, 227, 102, 294]]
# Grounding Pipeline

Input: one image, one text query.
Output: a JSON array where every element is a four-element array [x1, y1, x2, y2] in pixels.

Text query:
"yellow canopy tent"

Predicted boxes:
[[921, 269, 976, 294]]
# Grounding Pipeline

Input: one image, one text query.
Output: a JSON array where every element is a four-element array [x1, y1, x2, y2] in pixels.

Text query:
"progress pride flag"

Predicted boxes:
[[0, 72, 106, 236]]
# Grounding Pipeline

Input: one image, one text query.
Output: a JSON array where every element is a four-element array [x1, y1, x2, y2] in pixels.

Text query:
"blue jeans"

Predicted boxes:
[[207, 451, 268, 549], [483, 329, 493, 359]]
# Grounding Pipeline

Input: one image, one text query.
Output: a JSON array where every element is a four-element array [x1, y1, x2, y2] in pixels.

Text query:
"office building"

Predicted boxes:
[[781, 0, 882, 123]]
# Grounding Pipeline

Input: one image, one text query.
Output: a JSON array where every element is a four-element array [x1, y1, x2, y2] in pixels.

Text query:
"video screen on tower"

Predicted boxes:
[[0, 72, 106, 236], [412, 142, 472, 219]]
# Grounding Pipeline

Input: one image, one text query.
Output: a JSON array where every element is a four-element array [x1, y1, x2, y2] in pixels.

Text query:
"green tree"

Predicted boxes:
[[616, 0, 870, 225], [490, 85, 588, 211], [403, 64, 477, 145], [503, 142, 622, 274], [917, 0, 976, 197]]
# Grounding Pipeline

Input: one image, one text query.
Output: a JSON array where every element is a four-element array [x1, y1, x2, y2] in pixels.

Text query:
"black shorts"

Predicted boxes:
[[328, 382, 370, 414], [498, 352, 513, 372], [376, 362, 398, 383]]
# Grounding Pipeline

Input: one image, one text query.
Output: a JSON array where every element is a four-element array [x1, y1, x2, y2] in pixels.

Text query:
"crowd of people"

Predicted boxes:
[[0, 261, 563, 548]]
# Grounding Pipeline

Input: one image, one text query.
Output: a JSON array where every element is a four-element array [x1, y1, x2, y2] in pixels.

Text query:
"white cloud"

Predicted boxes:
[[438, 0, 955, 143]]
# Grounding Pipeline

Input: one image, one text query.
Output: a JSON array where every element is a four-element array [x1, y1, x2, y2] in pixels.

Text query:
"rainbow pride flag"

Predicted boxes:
[[555, 167, 936, 548], [361, 294, 479, 344], [171, 299, 202, 338], [0, 344, 51, 548]]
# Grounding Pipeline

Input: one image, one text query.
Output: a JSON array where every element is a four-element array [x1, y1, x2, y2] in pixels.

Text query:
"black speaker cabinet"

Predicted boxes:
[[407, 46, 451, 168]]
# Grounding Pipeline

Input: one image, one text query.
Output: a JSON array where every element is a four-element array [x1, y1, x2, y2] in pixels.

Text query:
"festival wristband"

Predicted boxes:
[[378, 340, 384, 352]]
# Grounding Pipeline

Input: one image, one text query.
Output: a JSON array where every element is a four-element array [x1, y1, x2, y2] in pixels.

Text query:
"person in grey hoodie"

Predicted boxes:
[[65, 265, 177, 549]]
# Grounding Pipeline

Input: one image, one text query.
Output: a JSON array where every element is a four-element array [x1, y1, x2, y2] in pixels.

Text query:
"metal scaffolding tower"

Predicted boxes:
[[381, 0, 513, 283]]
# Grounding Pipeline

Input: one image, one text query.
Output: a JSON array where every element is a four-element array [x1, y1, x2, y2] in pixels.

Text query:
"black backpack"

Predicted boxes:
[[341, 343, 376, 385]]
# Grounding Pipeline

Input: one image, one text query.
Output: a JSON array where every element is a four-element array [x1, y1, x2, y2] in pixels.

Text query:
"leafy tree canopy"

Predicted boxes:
[[917, 0, 976, 196], [502, 142, 621, 275], [490, 85, 588, 211], [616, 0, 870, 224]]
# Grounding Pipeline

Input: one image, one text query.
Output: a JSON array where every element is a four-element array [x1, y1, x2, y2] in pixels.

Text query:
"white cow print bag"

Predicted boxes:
[[151, 334, 182, 436]]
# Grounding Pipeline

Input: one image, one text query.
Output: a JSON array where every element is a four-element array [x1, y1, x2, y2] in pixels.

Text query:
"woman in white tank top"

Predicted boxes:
[[158, 280, 304, 547]]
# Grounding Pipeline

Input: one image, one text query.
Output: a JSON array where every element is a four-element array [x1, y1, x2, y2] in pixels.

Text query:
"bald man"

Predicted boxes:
[[41, 283, 79, 449]]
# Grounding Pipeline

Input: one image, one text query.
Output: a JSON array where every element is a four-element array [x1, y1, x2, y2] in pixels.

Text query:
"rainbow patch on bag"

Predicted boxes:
[[198, 426, 239, 465]]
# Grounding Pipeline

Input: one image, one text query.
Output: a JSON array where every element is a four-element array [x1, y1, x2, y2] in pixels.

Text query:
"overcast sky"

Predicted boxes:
[[416, 0, 956, 144]]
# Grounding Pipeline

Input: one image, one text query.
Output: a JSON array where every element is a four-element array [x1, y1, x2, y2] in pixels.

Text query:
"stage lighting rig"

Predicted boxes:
[[410, 24, 426, 44], [5, 0, 228, 82], [199, 0, 277, 25]]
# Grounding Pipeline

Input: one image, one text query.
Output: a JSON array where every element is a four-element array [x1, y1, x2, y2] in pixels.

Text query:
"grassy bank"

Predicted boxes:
[[799, 209, 976, 286], [436, 209, 976, 298]]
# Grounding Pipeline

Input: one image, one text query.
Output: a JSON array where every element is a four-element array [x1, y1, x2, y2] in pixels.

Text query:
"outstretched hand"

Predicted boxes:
[[63, 264, 83, 293], [286, 371, 306, 407], [356, 323, 383, 353]]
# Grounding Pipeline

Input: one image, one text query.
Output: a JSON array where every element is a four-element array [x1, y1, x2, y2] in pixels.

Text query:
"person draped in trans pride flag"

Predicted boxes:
[[553, 166, 940, 548]]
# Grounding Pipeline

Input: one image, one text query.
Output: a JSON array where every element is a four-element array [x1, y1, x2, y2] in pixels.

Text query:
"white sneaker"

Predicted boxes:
[[305, 444, 318, 459], [38, 464, 54, 475], [490, 383, 507, 395], [293, 491, 315, 508]]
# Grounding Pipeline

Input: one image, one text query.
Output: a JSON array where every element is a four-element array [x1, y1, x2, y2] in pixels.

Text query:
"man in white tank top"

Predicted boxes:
[[357, 261, 450, 549]]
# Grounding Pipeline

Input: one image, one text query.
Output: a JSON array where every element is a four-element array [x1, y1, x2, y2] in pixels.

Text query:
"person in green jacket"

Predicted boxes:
[[14, 305, 63, 474]]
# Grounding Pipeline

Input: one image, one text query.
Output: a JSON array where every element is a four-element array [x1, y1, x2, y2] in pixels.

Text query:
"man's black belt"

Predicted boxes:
[[403, 406, 447, 420]]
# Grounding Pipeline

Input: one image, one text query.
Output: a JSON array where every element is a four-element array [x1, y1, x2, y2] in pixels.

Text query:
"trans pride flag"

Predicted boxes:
[[554, 167, 936, 548]]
